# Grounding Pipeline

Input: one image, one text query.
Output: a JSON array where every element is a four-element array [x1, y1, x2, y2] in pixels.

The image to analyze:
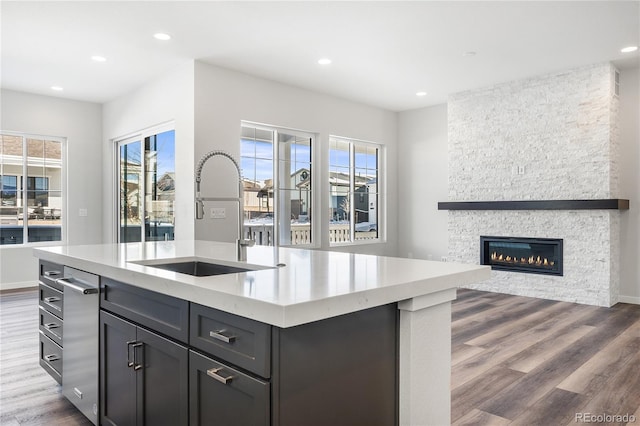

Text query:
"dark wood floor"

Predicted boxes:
[[1, 288, 639, 425]]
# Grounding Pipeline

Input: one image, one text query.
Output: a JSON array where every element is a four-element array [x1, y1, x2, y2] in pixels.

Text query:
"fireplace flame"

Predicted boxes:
[[491, 251, 555, 268]]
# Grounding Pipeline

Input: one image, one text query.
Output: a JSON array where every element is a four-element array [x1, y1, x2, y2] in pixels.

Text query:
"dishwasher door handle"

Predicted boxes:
[[57, 278, 99, 295]]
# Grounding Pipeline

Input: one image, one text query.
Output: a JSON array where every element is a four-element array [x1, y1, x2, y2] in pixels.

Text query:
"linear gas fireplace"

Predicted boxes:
[[480, 236, 563, 276]]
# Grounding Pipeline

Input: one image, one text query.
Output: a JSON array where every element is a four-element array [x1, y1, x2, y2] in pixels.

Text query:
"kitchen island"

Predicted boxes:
[[34, 240, 490, 426]]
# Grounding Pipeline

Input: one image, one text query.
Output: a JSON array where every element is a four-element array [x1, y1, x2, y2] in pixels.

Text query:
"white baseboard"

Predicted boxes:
[[0, 280, 38, 292], [618, 295, 640, 305]]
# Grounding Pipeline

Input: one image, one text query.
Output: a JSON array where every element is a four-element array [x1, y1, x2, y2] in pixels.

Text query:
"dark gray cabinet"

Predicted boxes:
[[100, 311, 189, 426], [38, 260, 65, 384], [189, 350, 269, 426], [95, 276, 398, 426], [101, 277, 189, 343], [190, 303, 271, 378]]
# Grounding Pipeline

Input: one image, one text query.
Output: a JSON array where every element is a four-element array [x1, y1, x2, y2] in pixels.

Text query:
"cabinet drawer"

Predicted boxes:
[[39, 260, 64, 291], [39, 283, 63, 319], [39, 307, 63, 346], [189, 350, 269, 426], [190, 303, 271, 378], [101, 277, 189, 343], [39, 333, 62, 384]]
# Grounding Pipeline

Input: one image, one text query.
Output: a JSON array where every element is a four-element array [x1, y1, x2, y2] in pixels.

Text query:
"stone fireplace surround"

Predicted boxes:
[[445, 62, 623, 307]]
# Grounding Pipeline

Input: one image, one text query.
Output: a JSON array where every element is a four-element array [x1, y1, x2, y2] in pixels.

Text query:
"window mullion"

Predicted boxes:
[[272, 130, 280, 247], [139, 140, 146, 242], [21, 136, 28, 243], [349, 142, 355, 243]]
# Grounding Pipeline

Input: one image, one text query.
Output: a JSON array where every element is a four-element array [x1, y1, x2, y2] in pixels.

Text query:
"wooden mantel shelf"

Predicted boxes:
[[437, 199, 630, 211]]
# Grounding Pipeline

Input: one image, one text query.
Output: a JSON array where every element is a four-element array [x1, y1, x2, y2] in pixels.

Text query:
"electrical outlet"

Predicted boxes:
[[441, 256, 447, 262], [210, 208, 226, 219], [79, 208, 88, 217]]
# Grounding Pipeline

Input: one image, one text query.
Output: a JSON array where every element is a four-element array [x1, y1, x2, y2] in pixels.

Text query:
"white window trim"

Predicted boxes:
[[112, 121, 175, 243], [329, 135, 385, 247], [241, 121, 318, 248], [0, 131, 67, 248]]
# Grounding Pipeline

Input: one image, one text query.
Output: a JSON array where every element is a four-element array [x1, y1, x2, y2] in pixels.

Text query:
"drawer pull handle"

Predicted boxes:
[[210, 329, 236, 343], [43, 297, 62, 311], [74, 387, 83, 399], [44, 270, 62, 277], [207, 367, 234, 384], [44, 354, 60, 362], [44, 322, 60, 330]]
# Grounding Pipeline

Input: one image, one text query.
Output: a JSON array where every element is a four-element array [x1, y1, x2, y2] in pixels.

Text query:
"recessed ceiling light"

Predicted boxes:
[[317, 58, 332, 65], [463, 51, 477, 57], [154, 33, 171, 41], [91, 55, 107, 62], [621, 46, 638, 53], [51, 86, 63, 91], [416, 91, 427, 97]]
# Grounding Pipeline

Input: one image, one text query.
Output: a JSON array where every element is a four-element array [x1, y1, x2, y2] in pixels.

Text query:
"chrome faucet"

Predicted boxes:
[[195, 150, 254, 261]]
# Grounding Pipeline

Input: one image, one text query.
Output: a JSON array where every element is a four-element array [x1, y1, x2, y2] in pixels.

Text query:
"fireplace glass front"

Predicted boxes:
[[480, 236, 563, 276]]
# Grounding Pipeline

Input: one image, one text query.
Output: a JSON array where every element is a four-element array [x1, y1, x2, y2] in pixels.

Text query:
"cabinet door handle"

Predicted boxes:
[[44, 322, 60, 330], [126, 341, 136, 368], [207, 367, 234, 384], [44, 354, 60, 362], [209, 329, 236, 343], [132, 343, 143, 371]]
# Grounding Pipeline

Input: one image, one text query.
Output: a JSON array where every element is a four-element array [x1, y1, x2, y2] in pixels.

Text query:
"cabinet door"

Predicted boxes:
[[137, 327, 189, 426], [189, 350, 269, 426], [100, 311, 137, 426]]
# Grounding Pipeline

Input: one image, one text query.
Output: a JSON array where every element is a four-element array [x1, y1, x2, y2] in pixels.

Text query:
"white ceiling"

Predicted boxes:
[[2, 1, 638, 111]]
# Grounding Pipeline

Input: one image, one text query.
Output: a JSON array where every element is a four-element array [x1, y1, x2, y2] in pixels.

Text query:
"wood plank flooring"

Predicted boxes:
[[1, 288, 639, 425], [453, 289, 640, 426]]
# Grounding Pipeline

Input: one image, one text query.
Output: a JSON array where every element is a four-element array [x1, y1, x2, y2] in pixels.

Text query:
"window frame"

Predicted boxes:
[[329, 135, 384, 246], [113, 122, 175, 243], [0, 131, 66, 247], [240, 121, 317, 248]]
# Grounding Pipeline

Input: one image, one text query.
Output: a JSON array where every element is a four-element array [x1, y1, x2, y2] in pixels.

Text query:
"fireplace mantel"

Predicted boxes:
[[438, 199, 629, 211]]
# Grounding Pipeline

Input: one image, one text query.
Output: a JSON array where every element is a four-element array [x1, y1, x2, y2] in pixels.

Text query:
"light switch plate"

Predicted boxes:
[[210, 208, 226, 219], [79, 208, 88, 217]]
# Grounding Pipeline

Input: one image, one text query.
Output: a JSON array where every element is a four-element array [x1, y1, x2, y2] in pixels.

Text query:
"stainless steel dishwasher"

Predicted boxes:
[[58, 266, 99, 425]]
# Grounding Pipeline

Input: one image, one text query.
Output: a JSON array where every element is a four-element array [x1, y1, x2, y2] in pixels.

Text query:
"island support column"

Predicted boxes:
[[398, 288, 457, 426]]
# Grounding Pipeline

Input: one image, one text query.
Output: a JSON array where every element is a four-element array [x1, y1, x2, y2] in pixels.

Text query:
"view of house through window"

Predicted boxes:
[[329, 136, 380, 244], [117, 128, 175, 242], [0, 133, 64, 245], [241, 124, 312, 246]]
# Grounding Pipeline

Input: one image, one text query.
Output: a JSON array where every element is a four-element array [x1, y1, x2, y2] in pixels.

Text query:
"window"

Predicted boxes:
[[0, 133, 64, 245], [116, 127, 175, 243], [241, 123, 313, 246], [329, 136, 381, 244]]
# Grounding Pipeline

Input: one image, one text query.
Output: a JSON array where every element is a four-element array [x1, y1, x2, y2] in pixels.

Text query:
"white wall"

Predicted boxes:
[[618, 66, 640, 303], [397, 104, 448, 261], [0, 90, 103, 289], [193, 62, 398, 256], [102, 62, 195, 243]]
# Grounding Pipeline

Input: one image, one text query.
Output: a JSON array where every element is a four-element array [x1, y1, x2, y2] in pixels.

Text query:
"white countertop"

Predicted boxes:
[[34, 241, 490, 327]]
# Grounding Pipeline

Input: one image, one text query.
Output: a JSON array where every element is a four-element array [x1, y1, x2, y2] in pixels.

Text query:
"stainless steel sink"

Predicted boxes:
[[144, 261, 254, 277]]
